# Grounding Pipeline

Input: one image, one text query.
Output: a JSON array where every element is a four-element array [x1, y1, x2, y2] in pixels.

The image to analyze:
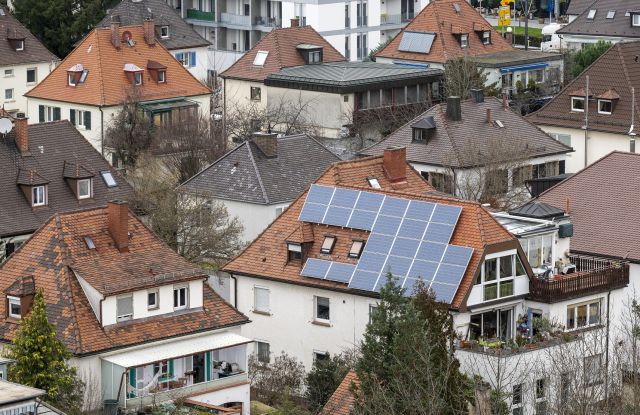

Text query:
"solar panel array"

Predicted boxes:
[[398, 31, 436, 54], [299, 185, 474, 303]]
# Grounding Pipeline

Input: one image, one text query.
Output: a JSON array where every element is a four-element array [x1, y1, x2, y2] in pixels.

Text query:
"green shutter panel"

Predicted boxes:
[[53, 107, 61, 121], [190, 51, 196, 67], [168, 359, 174, 379], [205, 352, 211, 381], [128, 368, 136, 398], [84, 111, 91, 130], [69, 109, 76, 125], [38, 105, 44, 123]]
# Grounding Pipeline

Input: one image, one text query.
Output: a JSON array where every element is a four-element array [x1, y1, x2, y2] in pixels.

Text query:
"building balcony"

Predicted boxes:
[[527, 255, 629, 303], [186, 9, 216, 21], [380, 12, 414, 25], [220, 12, 251, 27], [254, 16, 282, 28]]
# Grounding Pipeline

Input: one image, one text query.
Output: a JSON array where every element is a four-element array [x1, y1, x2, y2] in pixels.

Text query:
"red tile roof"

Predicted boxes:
[[25, 25, 211, 106], [0, 206, 248, 355], [221, 26, 345, 82], [319, 370, 360, 415], [375, 0, 513, 64], [222, 155, 516, 308]]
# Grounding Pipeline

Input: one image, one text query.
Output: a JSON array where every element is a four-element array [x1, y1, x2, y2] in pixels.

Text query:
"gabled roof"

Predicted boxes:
[[534, 151, 640, 262], [0, 121, 133, 238], [319, 370, 360, 415], [527, 41, 640, 135], [375, 0, 513, 64], [0, 206, 249, 355], [25, 25, 210, 106], [558, 0, 640, 38], [566, 0, 597, 16], [222, 154, 515, 309], [180, 134, 341, 205], [361, 97, 572, 168], [221, 26, 345, 82], [0, 8, 58, 66], [97, 0, 210, 50]]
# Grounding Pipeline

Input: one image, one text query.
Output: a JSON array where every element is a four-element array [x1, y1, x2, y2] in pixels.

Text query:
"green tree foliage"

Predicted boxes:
[[12, 0, 108, 58], [354, 276, 471, 415], [571, 40, 612, 78], [7, 289, 84, 412], [305, 353, 353, 413]]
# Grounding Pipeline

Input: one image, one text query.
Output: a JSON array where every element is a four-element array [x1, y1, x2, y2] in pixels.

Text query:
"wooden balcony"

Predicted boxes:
[[528, 255, 629, 303]]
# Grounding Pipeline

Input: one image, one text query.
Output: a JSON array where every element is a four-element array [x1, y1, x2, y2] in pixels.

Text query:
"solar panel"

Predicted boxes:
[[379, 196, 409, 217], [423, 223, 454, 243], [415, 241, 446, 262], [408, 260, 438, 281], [441, 245, 473, 267], [430, 282, 459, 303], [350, 270, 378, 291], [398, 31, 436, 54], [384, 255, 413, 277], [355, 191, 385, 212], [301, 258, 332, 279], [326, 262, 356, 283], [331, 188, 359, 208], [402, 277, 422, 296], [306, 184, 335, 204], [365, 234, 395, 254], [324, 206, 352, 227], [372, 215, 402, 236], [397, 218, 429, 239], [430, 204, 462, 225], [390, 237, 421, 258], [347, 210, 377, 230], [357, 252, 388, 273], [299, 202, 328, 223], [405, 200, 435, 220]]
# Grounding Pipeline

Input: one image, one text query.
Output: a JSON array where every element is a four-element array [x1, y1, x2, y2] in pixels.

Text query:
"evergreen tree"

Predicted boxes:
[[7, 289, 84, 412], [571, 40, 612, 78], [305, 353, 352, 413]]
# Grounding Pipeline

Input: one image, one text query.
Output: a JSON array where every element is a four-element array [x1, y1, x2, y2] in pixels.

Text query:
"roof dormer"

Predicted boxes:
[[124, 63, 144, 86], [473, 23, 491, 45], [296, 44, 323, 64], [16, 169, 49, 207], [67, 64, 88, 87], [451, 26, 469, 48], [596, 89, 619, 115], [147, 60, 167, 84], [63, 161, 94, 200], [411, 116, 436, 143], [7, 31, 25, 51]]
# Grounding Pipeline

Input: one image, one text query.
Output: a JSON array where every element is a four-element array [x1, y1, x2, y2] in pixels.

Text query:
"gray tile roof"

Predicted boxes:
[[360, 97, 572, 168], [558, 0, 640, 38], [566, 0, 597, 15], [97, 0, 210, 50], [509, 201, 565, 219], [0, 121, 133, 238], [473, 50, 563, 68], [180, 134, 341, 205], [0, 8, 58, 66]]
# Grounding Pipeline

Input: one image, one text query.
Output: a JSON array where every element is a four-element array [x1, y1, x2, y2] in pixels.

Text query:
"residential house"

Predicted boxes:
[[359, 92, 572, 200], [97, 0, 212, 82], [0, 200, 252, 412], [0, 8, 58, 115], [527, 41, 640, 173], [0, 115, 133, 261], [557, 0, 640, 49], [565, 0, 595, 22], [24, 22, 211, 163], [0, 357, 10, 380], [179, 133, 341, 242], [318, 370, 359, 415], [374, 0, 565, 95]]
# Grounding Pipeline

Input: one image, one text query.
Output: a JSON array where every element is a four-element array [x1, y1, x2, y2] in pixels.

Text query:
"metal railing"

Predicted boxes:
[[186, 9, 215, 21], [220, 12, 251, 27], [380, 12, 415, 25], [254, 16, 281, 27]]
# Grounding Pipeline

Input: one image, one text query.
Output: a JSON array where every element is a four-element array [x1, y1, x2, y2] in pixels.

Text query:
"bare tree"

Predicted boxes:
[[444, 57, 498, 100], [248, 352, 306, 407]]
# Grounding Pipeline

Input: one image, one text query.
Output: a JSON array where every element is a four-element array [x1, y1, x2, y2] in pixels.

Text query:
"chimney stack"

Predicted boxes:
[[252, 132, 278, 158], [486, 108, 492, 125], [14, 113, 29, 154], [290, 18, 300, 27], [502, 93, 508, 110], [143, 18, 155, 45], [111, 20, 121, 48], [470, 88, 484, 103], [107, 200, 129, 253], [383, 147, 407, 183], [446, 96, 462, 121]]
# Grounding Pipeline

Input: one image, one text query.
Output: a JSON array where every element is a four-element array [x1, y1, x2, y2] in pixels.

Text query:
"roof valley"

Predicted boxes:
[[246, 142, 270, 204]]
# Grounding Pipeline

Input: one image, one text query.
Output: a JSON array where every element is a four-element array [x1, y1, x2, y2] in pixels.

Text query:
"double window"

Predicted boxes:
[[314, 296, 330, 322], [7, 296, 21, 319], [116, 295, 133, 322], [254, 286, 270, 314], [32, 185, 47, 207], [566, 299, 600, 330], [71, 109, 91, 130], [173, 286, 188, 310], [469, 308, 512, 340], [40, 105, 61, 122], [477, 253, 524, 301]]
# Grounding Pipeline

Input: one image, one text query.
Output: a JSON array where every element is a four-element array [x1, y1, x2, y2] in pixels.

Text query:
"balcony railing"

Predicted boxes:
[[220, 12, 251, 27], [380, 12, 415, 25], [528, 255, 629, 303], [186, 9, 215, 21], [254, 16, 282, 27]]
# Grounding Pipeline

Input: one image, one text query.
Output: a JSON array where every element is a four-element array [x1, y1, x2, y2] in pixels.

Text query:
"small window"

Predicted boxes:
[[634, 14, 640, 27], [116, 295, 133, 322], [173, 286, 188, 310], [348, 240, 365, 259], [631, 138, 636, 153], [100, 171, 117, 187], [536, 378, 546, 399], [147, 289, 159, 309], [158, 70, 166, 83], [7, 296, 21, 319], [584, 354, 603, 385], [134, 72, 143, 86], [482, 31, 491, 45], [368, 304, 377, 324], [571, 97, 585, 112], [254, 286, 270, 313], [275, 206, 284, 216], [253, 50, 269, 66], [257, 341, 270, 363], [512, 383, 522, 405], [413, 128, 427, 141], [598, 99, 612, 114], [4, 69, 13, 77], [606, 10, 615, 19], [32, 185, 46, 207], [250, 86, 261, 101], [321, 236, 336, 254], [4, 88, 13, 101], [314, 296, 330, 321], [26, 68, 36, 84], [308, 50, 321, 63], [15, 40, 24, 51], [287, 243, 302, 261], [160, 25, 170, 38], [79, 69, 89, 83], [314, 351, 330, 362], [460, 34, 468, 48], [77, 178, 91, 199], [551, 133, 571, 147], [587, 9, 596, 19], [68, 73, 77, 86], [343, 95, 349, 103], [367, 177, 381, 189]]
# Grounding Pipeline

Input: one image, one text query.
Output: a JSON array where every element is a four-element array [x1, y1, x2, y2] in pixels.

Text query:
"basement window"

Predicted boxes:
[[348, 240, 365, 259], [7, 296, 21, 319], [320, 236, 336, 254]]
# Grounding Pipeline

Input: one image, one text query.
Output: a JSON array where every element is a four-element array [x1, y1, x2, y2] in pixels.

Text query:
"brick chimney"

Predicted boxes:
[[486, 108, 492, 125], [252, 132, 278, 158], [290, 18, 300, 27], [143, 18, 155, 45], [107, 200, 129, 253], [14, 113, 29, 155], [111, 20, 121, 48], [502, 93, 509, 110], [383, 147, 407, 183]]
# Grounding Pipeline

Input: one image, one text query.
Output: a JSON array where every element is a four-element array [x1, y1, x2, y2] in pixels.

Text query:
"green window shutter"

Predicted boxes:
[[38, 105, 44, 123], [69, 109, 76, 125], [128, 367, 136, 398], [84, 111, 91, 130], [205, 352, 211, 381], [168, 359, 174, 379], [53, 107, 61, 121], [190, 51, 196, 67]]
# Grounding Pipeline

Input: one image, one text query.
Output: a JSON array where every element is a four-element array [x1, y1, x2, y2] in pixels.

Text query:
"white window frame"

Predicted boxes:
[[44, 106, 55, 122], [550, 133, 571, 147], [68, 72, 77, 86], [253, 50, 269, 66], [26, 68, 37, 85], [478, 250, 522, 301], [160, 25, 170, 38], [134, 72, 143, 86], [7, 296, 21, 319], [116, 295, 133, 322], [367, 177, 381, 189], [77, 178, 91, 199], [634, 14, 640, 26], [460, 34, 469, 48], [368, 304, 377, 324], [511, 383, 523, 415], [173, 285, 189, 310], [519, 233, 553, 268], [76, 110, 86, 129], [571, 97, 585, 112], [313, 350, 330, 362], [314, 295, 330, 323], [482, 31, 491, 45], [182, 52, 191, 67], [566, 299, 601, 331], [158, 70, 166, 83], [587, 9, 596, 19], [275, 206, 284, 217], [32, 185, 46, 207], [147, 289, 159, 310], [4, 88, 13, 101], [100, 170, 117, 187], [15, 40, 24, 51], [597, 99, 612, 115], [253, 285, 270, 314], [4, 69, 13, 77]]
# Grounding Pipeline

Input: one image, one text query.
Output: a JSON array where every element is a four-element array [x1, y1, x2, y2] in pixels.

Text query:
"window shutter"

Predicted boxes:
[[53, 107, 61, 121], [69, 109, 76, 125], [255, 287, 269, 312], [84, 111, 91, 130], [176, 52, 183, 63], [168, 359, 174, 379], [190, 51, 196, 67], [38, 105, 44, 122], [205, 351, 211, 381], [128, 368, 136, 398]]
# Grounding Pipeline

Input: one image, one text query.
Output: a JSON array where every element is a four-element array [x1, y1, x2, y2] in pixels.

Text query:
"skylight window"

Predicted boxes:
[[494, 120, 504, 128], [453, 3, 461, 13], [587, 9, 596, 19], [84, 235, 95, 249], [254, 51, 269, 66], [320, 236, 336, 254], [100, 171, 117, 187], [348, 240, 365, 259], [367, 177, 381, 189], [607, 10, 615, 19]]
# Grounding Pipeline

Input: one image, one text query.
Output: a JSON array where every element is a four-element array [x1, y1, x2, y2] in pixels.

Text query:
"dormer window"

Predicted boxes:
[[68, 73, 77, 86], [67, 64, 87, 86], [367, 176, 381, 189], [7, 296, 21, 319], [160, 25, 170, 38], [598, 99, 612, 115], [77, 178, 92, 199], [147, 60, 167, 84], [116, 295, 133, 322], [571, 97, 585, 112], [32, 185, 46, 207], [348, 240, 365, 259], [633, 14, 640, 26], [320, 236, 336, 254], [134, 72, 142, 86], [287, 243, 302, 261], [460, 34, 469, 48], [308, 50, 321, 63], [411, 116, 436, 142], [296, 44, 323, 64], [124, 63, 144, 85], [15, 39, 24, 51], [158, 70, 166, 83], [482, 31, 491, 45]]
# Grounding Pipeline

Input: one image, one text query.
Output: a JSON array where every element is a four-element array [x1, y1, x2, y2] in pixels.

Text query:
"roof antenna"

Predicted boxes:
[[629, 87, 636, 137]]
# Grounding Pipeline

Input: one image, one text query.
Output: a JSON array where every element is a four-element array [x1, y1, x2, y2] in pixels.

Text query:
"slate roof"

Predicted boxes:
[[319, 370, 360, 415], [180, 134, 341, 205], [0, 120, 133, 238], [0, 8, 58, 67], [558, 0, 640, 38], [360, 97, 572, 168], [0, 205, 249, 355], [566, 0, 597, 16], [509, 201, 565, 219], [527, 41, 640, 135], [375, 0, 513, 64], [97, 0, 210, 50], [221, 26, 345, 82], [534, 151, 640, 262], [222, 154, 517, 309], [25, 25, 210, 106]]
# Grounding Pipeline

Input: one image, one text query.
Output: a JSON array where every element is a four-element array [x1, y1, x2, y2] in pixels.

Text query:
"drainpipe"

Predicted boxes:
[[605, 288, 611, 402], [99, 106, 105, 158], [583, 76, 589, 168], [230, 274, 238, 308]]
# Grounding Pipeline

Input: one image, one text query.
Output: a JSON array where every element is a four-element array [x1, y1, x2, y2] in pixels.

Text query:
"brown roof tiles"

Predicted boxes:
[[319, 370, 360, 415]]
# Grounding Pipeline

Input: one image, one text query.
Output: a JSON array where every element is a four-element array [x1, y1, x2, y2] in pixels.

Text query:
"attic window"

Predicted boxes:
[[160, 26, 170, 38], [453, 3, 461, 13], [308, 50, 321, 64], [494, 120, 504, 128], [598, 99, 612, 115], [158, 70, 166, 83], [14, 39, 24, 51], [7, 296, 21, 319], [134, 72, 142, 85], [571, 97, 585, 112], [84, 236, 96, 249], [633, 14, 640, 26], [606, 10, 615, 19], [587, 9, 596, 19], [100, 171, 117, 187], [460, 34, 469, 48], [482, 31, 491, 45], [296, 44, 323, 64], [253, 51, 269, 66], [411, 116, 436, 142], [124, 63, 144, 85], [348, 240, 365, 259], [32, 185, 47, 207], [320, 236, 336, 254], [367, 177, 381, 189], [287, 243, 302, 261]]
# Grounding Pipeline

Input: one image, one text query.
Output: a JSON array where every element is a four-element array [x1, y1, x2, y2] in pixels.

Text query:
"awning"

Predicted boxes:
[[140, 98, 199, 113], [101, 332, 252, 368], [500, 63, 548, 73]]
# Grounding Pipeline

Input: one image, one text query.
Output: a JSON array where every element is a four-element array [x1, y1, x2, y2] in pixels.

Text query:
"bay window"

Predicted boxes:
[[476, 252, 523, 301]]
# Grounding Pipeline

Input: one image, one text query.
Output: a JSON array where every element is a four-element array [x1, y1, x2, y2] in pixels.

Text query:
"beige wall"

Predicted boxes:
[[0, 60, 56, 115]]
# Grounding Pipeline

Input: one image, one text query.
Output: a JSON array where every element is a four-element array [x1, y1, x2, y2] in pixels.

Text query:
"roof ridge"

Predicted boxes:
[[246, 141, 269, 204]]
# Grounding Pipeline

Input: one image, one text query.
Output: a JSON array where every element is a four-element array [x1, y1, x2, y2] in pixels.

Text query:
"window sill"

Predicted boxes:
[[26, 82, 36, 86], [252, 310, 271, 316], [148, 306, 159, 311], [312, 320, 331, 327]]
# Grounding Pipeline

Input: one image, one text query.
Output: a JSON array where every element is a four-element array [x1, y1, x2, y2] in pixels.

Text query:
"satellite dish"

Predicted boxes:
[[0, 118, 13, 135]]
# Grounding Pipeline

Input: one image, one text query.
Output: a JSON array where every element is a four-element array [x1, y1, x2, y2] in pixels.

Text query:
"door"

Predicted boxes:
[[244, 3, 250, 15], [193, 353, 206, 384]]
